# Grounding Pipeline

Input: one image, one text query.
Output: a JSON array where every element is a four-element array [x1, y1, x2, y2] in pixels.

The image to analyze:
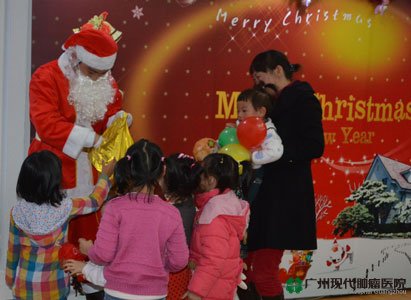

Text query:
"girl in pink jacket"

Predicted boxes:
[[187, 153, 250, 300], [79, 139, 189, 299]]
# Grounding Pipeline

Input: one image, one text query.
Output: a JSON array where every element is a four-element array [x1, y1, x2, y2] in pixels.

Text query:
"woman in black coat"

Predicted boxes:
[[242, 50, 325, 300]]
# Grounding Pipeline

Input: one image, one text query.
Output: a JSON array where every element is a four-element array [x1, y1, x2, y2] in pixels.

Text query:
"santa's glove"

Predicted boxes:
[[93, 135, 103, 148], [107, 111, 133, 127]]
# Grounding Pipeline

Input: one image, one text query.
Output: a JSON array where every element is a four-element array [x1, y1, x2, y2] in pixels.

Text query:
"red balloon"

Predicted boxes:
[[237, 117, 267, 149], [58, 243, 88, 282]]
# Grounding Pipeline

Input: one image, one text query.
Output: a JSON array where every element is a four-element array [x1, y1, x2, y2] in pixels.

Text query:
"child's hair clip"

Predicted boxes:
[[178, 153, 194, 160], [126, 155, 131, 161], [220, 157, 224, 164], [161, 156, 165, 162]]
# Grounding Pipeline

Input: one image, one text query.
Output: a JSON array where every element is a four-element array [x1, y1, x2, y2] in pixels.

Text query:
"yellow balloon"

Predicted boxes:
[[218, 143, 250, 162], [218, 144, 250, 175]]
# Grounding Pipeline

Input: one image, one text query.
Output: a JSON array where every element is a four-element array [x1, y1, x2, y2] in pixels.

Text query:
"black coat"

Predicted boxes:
[[247, 81, 325, 251]]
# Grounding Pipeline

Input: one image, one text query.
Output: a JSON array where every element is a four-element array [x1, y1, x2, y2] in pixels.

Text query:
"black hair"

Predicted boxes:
[[114, 139, 164, 201], [249, 50, 301, 81], [114, 142, 141, 195], [164, 153, 202, 204], [201, 153, 239, 193], [114, 159, 132, 195], [237, 88, 273, 117], [16, 150, 65, 207]]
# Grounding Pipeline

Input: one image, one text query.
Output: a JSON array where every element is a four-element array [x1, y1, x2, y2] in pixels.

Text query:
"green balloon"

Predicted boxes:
[[218, 127, 239, 147]]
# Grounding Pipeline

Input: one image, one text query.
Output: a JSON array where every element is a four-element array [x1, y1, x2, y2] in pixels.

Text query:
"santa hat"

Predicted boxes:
[[63, 29, 118, 70]]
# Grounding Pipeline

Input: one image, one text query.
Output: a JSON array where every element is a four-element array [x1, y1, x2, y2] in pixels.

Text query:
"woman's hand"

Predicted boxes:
[[78, 238, 93, 255], [64, 259, 86, 276]]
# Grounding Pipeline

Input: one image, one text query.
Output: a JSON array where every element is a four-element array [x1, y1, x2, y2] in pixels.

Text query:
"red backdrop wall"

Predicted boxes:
[[32, 0, 411, 297]]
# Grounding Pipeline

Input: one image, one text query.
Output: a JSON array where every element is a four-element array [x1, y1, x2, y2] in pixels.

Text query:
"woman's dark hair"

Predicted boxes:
[[16, 150, 65, 206], [249, 50, 301, 80], [202, 153, 239, 192], [164, 153, 202, 203], [237, 88, 273, 117], [115, 139, 164, 200]]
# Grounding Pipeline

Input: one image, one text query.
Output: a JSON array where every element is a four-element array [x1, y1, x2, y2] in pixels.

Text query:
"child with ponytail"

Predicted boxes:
[[163, 153, 202, 299], [77, 139, 189, 300], [187, 153, 250, 300]]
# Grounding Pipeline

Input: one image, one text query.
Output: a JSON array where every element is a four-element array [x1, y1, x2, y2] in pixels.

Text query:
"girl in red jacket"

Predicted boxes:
[[187, 153, 250, 300]]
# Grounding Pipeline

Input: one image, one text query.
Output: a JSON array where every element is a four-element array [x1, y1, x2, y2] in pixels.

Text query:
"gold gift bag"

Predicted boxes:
[[89, 114, 134, 172]]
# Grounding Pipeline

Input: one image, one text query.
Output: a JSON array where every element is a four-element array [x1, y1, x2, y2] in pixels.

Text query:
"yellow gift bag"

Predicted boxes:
[[89, 114, 134, 172]]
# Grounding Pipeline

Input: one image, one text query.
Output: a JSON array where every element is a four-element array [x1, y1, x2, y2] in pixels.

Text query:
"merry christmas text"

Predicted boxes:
[[215, 7, 372, 32], [214, 91, 411, 123], [215, 91, 410, 145]]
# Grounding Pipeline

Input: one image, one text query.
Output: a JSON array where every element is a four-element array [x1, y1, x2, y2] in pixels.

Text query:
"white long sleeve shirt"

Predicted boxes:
[[82, 262, 106, 287], [251, 118, 284, 169]]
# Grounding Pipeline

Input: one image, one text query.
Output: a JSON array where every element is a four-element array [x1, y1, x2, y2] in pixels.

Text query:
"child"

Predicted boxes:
[[187, 153, 250, 300], [237, 88, 283, 170], [164, 153, 202, 299], [164, 153, 201, 246], [5, 150, 114, 299], [235, 87, 284, 216], [64, 143, 142, 289], [78, 139, 189, 299], [65, 152, 200, 299]]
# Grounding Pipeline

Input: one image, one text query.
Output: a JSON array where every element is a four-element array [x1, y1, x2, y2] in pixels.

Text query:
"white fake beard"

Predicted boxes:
[[68, 70, 115, 127]]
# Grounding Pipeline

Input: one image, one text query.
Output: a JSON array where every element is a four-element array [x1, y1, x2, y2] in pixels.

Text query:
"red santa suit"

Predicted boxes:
[[28, 29, 123, 247], [29, 60, 122, 188]]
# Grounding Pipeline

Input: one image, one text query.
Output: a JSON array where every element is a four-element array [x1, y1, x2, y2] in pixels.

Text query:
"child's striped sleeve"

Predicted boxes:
[[70, 174, 111, 217]]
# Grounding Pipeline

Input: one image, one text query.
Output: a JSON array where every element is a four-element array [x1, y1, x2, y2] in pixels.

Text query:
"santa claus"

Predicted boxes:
[[326, 238, 353, 271], [28, 27, 130, 298]]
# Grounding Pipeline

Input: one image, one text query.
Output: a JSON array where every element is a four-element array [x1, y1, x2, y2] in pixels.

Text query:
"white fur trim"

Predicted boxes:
[[76, 45, 116, 70], [63, 125, 96, 159], [65, 153, 94, 199]]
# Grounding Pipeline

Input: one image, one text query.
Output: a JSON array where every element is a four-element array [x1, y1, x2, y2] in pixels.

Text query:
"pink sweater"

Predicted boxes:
[[88, 193, 189, 296]]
